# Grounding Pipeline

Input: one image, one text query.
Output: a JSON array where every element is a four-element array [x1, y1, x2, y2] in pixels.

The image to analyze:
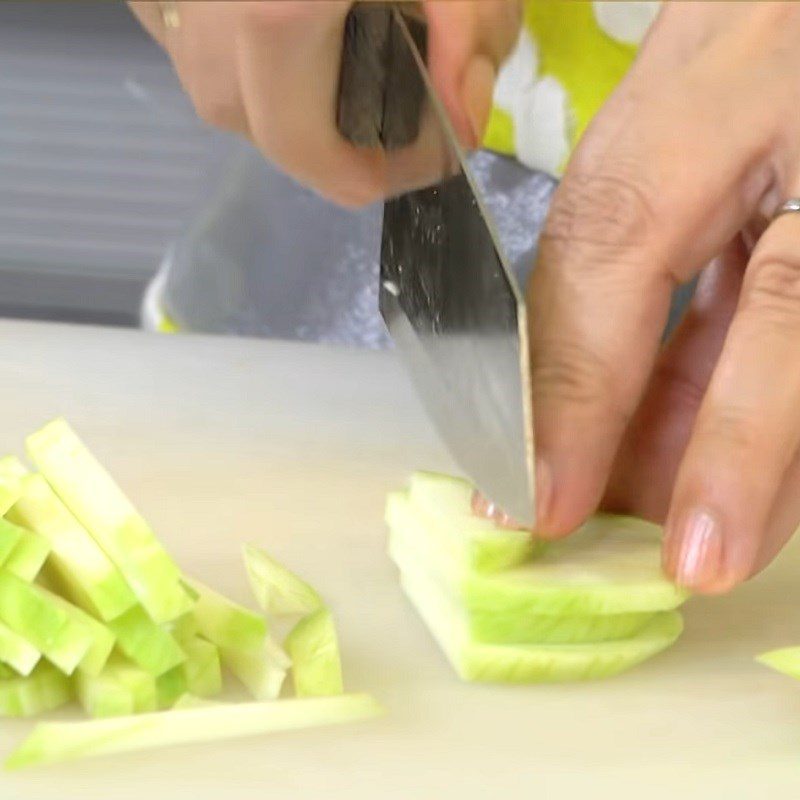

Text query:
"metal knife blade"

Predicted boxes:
[[338, 3, 535, 526]]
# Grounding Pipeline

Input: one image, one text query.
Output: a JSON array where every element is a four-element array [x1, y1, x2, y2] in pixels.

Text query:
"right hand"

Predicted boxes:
[[129, 0, 521, 206]]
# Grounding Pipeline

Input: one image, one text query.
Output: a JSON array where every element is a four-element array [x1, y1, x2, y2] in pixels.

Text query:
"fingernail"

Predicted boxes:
[[534, 456, 552, 532], [673, 508, 723, 589], [462, 55, 496, 147]]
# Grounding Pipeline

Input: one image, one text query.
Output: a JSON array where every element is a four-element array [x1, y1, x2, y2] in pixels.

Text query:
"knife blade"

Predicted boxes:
[[338, 2, 535, 526]]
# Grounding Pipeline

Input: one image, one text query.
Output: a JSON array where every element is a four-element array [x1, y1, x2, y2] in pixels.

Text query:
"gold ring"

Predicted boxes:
[[158, 1, 181, 30]]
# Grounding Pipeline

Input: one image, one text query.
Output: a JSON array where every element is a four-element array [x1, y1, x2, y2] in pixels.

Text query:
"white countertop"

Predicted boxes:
[[1, 320, 799, 799]]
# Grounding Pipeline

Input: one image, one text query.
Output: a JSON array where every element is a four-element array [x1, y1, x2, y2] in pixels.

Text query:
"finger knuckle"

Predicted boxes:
[[697, 406, 764, 457], [531, 337, 629, 424], [743, 247, 800, 331], [542, 169, 659, 262]]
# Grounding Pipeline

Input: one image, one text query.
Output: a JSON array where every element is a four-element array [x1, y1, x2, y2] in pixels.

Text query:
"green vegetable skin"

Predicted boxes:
[[188, 578, 267, 652], [243, 544, 322, 616], [182, 637, 222, 699], [3, 526, 50, 582], [408, 472, 544, 572], [388, 490, 688, 616], [6, 467, 137, 621], [0, 663, 72, 718], [0, 519, 24, 567], [0, 570, 93, 675], [106, 605, 186, 677], [387, 472, 687, 682], [26, 419, 193, 624], [757, 647, 800, 679], [6, 693, 384, 769], [75, 656, 158, 717], [220, 636, 290, 701], [390, 524, 654, 645], [400, 564, 683, 683], [285, 609, 344, 697], [0, 620, 40, 676]]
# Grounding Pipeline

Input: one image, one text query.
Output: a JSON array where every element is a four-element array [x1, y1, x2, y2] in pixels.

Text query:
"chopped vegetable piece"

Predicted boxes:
[[6, 693, 383, 769], [75, 656, 158, 718], [285, 609, 344, 697], [0, 664, 13, 679], [220, 636, 290, 701], [41, 591, 115, 677], [0, 570, 92, 675], [0, 519, 24, 567], [390, 524, 654, 644], [3, 528, 50, 582], [387, 491, 688, 615], [0, 662, 72, 718], [243, 544, 322, 616], [0, 620, 40, 676], [757, 647, 800, 679], [26, 419, 193, 624], [7, 469, 137, 621], [106, 605, 186, 677], [407, 472, 543, 572], [172, 694, 220, 710], [399, 563, 683, 683], [167, 612, 200, 644], [156, 665, 188, 709], [182, 637, 222, 699], [188, 578, 267, 652], [0, 460, 22, 516]]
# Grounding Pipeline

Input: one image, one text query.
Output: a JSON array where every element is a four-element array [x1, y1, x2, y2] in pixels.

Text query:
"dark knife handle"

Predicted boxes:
[[336, 2, 428, 151]]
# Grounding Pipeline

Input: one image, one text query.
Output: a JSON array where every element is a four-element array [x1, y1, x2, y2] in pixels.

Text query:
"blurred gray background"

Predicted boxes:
[[0, 1, 212, 326]]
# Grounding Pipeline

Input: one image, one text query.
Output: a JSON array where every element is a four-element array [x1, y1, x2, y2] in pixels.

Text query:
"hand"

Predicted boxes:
[[527, 2, 800, 595], [128, 0, 520, 206]]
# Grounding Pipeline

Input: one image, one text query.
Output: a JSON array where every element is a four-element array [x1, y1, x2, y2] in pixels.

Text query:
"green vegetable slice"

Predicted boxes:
[[406, 472, 543, 572], [390, 524, 654, 644], [188, 578, 267, 652], [221, 636, 290, 701], [0, 519, 24, 567], [3, 527, 50, 582], [6, 693, 383, 770], [6, 469, 137, 621], [0, 570, 92, 675], [75, 656, 158, 718], [106, 605, 186, 677], [42, 591, 115, 677], [0, 459, 22, 516], [182, 637, 222, 699], [399, 562, 683, 683], [26, 419, 193, 624], [0, 662, 72, 718], [243, 544, 322, 616], [387, 491, 687, 615], [155, 665, 188, 710], [285, 609, 344, 697], [0, 620, 41, 676], [757, 647, 800, 679]]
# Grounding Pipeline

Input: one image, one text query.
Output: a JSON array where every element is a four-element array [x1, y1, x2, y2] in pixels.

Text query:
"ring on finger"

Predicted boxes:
[[772, 198, 800, 220]]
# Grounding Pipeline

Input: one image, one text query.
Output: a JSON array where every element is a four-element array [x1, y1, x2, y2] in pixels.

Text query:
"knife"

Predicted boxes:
[[337, 2, 536, 526]]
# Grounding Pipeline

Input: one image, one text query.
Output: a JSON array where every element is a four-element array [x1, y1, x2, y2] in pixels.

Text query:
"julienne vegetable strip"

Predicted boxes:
[[26, 418, 194, 625], [0, 419, 380, 769], [5, 694, 384, 770], [6, 467, 137, 622]]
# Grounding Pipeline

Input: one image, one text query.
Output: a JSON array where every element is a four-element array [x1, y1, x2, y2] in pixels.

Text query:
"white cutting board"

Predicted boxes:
[[1, 320, 800, 799]]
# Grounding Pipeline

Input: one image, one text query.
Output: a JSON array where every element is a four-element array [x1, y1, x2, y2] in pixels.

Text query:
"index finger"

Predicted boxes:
[[528, 40, 780, 537]]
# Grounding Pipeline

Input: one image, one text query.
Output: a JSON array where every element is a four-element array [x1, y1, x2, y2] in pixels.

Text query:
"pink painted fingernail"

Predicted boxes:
[[675, 508, 723, 589]]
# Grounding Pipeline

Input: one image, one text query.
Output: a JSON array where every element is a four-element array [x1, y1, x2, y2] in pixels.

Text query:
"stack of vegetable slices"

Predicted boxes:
[[386, 472, 689, 683], [0, 418, 381, 769]]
